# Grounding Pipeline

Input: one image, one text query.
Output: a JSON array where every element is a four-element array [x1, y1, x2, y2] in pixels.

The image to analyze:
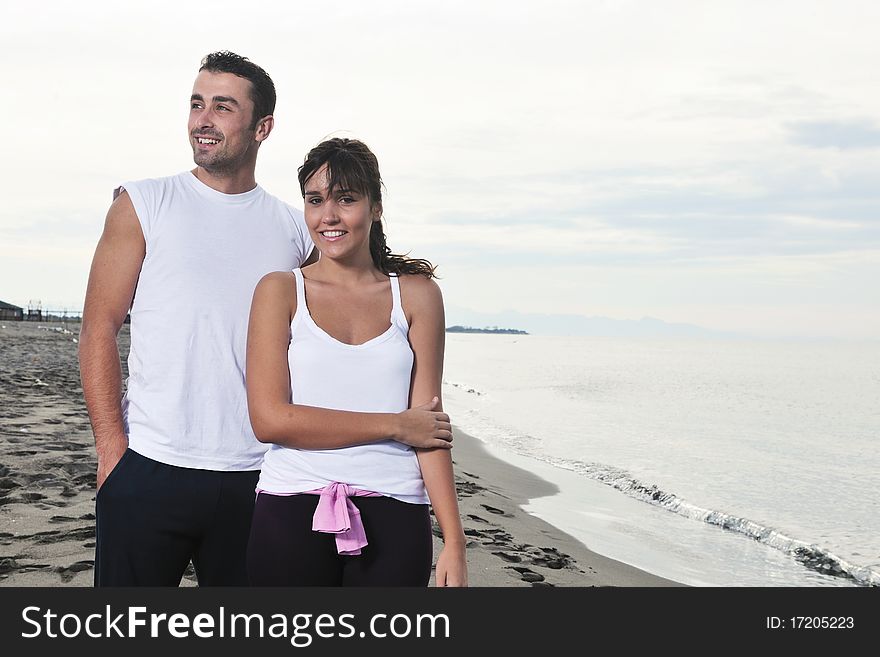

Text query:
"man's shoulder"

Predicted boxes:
[[117, 171, 189, 196], [257, 185, 303, 216], [126, 171, 190, 186]]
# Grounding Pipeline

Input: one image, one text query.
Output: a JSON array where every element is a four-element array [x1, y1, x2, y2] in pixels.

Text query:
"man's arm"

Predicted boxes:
[[78, 190, 145, 490]]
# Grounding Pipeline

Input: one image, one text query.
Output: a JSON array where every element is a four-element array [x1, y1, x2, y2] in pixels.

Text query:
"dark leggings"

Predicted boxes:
[[247, 493, 433, 586]]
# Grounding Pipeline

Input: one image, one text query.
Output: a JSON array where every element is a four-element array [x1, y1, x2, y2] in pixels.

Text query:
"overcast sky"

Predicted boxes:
[[1, 0, 878, 338]]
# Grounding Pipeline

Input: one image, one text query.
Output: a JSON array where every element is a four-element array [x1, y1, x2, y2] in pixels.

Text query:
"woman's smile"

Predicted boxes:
[[319, 229, 348, 241]]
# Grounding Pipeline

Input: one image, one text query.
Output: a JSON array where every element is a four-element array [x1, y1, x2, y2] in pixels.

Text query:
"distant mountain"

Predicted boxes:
[[444, 306, 743, 339]]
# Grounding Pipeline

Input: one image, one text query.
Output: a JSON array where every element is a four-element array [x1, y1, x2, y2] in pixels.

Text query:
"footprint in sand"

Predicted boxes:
[[0, 477, 20, 491], [0, 557, 52, 577], [57, 462, 93, 476], [72, 473, 97, 488], [475, 527, 580, 575], [25, 525, 95, 545], [454, 481, 484, 497], [49, 515, 77, 523], [480, 503, 511, 517], [505, 566, 550, 585], [480, 529, 514, 544], [55, 560, 94, 582], [529, 547, 574, 570], [22, 473, 61, 485]]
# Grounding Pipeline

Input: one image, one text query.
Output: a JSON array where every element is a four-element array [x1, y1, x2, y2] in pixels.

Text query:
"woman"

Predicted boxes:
[[245, 137, 467, 586]]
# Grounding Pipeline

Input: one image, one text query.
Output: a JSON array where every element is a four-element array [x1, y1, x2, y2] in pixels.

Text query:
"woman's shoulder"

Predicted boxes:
[[253, 270, 297, 306], [397, 272, 441, 296], [257, 269, 297, 289], [397, 273, 443, 316]]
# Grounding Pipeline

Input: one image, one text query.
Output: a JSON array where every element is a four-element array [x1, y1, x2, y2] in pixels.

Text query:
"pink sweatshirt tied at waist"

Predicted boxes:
[[309, 482, 380, 555]]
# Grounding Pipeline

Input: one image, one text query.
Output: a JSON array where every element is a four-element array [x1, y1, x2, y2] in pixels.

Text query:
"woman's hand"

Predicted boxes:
[[393, 397, 453, 449], [434, 541, 468, 587]]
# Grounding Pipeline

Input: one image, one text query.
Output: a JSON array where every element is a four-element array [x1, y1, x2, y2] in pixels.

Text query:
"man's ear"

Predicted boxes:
[[255, 115, 274, 142]]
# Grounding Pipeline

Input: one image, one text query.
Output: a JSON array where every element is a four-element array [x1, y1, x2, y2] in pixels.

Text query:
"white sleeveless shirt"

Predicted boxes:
[[121, 172, 313, 470], [256, 268, 429, 504]]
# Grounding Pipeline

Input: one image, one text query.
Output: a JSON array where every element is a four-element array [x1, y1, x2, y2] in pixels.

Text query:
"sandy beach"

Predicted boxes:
[[0, 321, 677, 587]]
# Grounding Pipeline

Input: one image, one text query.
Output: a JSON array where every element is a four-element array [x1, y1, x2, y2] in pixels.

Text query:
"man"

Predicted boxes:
[[79, 51, 452, 587]]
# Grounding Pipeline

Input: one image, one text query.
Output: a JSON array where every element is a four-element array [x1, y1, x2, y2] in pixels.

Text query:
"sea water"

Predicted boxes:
[[442, 334, 880, 587]]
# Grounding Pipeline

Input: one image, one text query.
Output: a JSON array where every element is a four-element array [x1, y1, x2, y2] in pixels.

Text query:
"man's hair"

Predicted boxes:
[[199, 51, 276, 128]]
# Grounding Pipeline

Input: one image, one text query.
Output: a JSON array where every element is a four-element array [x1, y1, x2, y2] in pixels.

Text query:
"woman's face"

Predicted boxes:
[[303, 164, 379, 263]]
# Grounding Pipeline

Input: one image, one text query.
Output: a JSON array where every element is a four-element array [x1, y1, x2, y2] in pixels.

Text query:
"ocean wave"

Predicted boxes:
[[441, 385, 879, 587], [542, 456, 880, 588]]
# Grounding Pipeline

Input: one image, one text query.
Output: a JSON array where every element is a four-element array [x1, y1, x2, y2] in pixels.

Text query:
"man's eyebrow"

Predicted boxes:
[[189, 94, 240, 106]]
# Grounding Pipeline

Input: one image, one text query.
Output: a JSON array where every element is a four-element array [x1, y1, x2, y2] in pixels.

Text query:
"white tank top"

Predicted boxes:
[[256, 268, 429, 504], [121, 172, 313, 470]]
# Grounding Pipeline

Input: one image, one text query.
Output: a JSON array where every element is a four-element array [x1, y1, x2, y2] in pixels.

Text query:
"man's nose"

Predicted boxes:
[[194, 107, 215, 128]]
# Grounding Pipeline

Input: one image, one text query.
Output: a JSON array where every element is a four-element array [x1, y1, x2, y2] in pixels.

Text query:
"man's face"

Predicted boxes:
[[188, 70, 259, 173]]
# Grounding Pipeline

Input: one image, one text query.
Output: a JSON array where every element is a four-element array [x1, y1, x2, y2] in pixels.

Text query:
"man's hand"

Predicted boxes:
[[96, 436, 128, 491]]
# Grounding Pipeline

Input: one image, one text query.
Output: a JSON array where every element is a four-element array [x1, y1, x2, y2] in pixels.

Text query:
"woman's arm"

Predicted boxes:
[[246, 272, 454, 450], [404, 275, 468, 587]]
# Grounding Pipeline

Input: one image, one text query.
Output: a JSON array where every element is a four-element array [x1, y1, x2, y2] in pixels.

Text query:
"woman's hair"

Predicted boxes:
[[297, 138, 437, 278]]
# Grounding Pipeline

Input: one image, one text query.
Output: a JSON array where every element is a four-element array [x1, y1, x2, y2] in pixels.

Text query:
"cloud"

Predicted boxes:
[[788, 120, 880, 150], [388, 154, 880, 269]]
